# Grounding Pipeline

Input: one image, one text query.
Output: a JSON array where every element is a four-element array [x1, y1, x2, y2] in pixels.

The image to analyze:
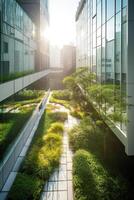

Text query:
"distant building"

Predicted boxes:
[[50, 45, 61, 68], [61, 45, 76, 76]]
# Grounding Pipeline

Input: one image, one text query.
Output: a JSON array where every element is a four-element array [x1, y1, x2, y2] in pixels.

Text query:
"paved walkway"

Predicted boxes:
[[40, 104, 79, 200]]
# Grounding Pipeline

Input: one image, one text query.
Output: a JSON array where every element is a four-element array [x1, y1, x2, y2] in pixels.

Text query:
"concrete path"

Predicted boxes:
[[40, 104, 79, 200]]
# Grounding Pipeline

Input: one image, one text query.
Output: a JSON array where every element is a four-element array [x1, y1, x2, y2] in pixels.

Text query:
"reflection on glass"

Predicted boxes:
[[106, 40, 114, 83], [93, 0, 96, 16], [116, 0, 121, 13], [123, 0, 127, 8], [102, 0, 105, 24], [97, 2, 101, 28], [97, 46, 101, 82], [121, 22, 127, 133], [102, 38, 105, 83], [107, 0, 114, 20], [107, 17, 114, 41]]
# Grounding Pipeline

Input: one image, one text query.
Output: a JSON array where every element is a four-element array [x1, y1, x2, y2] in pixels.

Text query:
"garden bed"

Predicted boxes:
[[0, 90, 45, 159], [8, 106, 67, 200]]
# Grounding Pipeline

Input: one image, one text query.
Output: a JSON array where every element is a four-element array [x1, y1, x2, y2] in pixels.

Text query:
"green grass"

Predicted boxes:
[[8, 108, 67, 200], [0, 109, 34, 159], [73, 150, 128, 200], [52, 90, 71, 101], [0, 90, 45, 159], [1, 70, 34, 83], [47, 122, 64, 134]]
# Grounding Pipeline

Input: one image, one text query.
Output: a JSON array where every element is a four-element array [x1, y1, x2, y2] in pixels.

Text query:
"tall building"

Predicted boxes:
[[0, 0, 50, 102], [61, 45, 76, 76], [50, 45, 61, 68], [76, 0, 134, 155]]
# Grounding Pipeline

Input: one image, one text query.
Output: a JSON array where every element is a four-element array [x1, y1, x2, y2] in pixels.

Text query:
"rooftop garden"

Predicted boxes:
[[0, 90, 45, 160]]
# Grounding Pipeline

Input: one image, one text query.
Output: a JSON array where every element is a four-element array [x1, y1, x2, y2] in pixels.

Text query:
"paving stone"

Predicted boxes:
[[58, 191, 67, 200], [47, 181, 58, 191], [60, 157, 66, 164], [58, 170, 67, 181], [58, 181, 67, 191], [41, 191, 57, 200], [67, 171, 72, 181], [2, 172, 17, 192], [12, 157, 24, 172], [67, 156, 72, 163], [67, 163, 72, 171], [59, 164, 67, 172], [49, 170, 59, 182], [67, 181, 73, 200]]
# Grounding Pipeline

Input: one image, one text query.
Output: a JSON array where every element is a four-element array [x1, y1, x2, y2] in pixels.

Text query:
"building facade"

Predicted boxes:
[[76, 0, 134, 155], [61, 45, 76, 76], [0, 0, 50, 101], [0, 0, 36, 82]]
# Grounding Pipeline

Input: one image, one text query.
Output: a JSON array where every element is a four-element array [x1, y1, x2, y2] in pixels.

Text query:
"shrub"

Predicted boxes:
[[52, 90, 71, 101], [8, 173, 43, 200], [73, 150, 128, 200], [49, 111, 68, 122], [47, 122, 64, 134], [23, 133, 62, 180], [70, 110, 83, 119], [69, 117, 103, 153]]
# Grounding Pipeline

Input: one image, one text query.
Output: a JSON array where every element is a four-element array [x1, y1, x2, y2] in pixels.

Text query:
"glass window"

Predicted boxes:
[[93, 0, 96, 16], [93, 16, 96, 33], [93, 48, 96, 73], [123, 0, 127, 8], [107, 17, 114, 41], [115, 12, 121, 84], [107, 0, 115, 20], [102, 38, 106, 82], [97, 46, 101, 81], [102, 0, 105, 24], [122, 7, 127, 23], [116, 0, 121, 13], [97, 2, 101, 28], [3, 42, 8, 53], [102, 24, 105, 38], [106, 40, 114, 83], [93, 33, 96, 48]]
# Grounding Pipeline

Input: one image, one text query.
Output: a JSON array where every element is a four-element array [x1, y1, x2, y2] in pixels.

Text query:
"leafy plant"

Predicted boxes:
[[8, 173, 43, 200], [73, 150, 128, 200], [47, 122, 64, 134]]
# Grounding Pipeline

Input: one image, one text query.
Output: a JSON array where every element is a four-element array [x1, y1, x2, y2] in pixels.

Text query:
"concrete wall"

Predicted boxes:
[[0, 70, 50, 102]]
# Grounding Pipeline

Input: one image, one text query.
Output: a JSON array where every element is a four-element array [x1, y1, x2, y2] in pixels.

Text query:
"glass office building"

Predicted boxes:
[[76, 0, 134, 155], [0, 0, 36, 83]]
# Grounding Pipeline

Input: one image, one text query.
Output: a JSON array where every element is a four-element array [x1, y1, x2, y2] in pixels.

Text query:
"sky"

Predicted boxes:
[[49, 0, 80, 48]]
